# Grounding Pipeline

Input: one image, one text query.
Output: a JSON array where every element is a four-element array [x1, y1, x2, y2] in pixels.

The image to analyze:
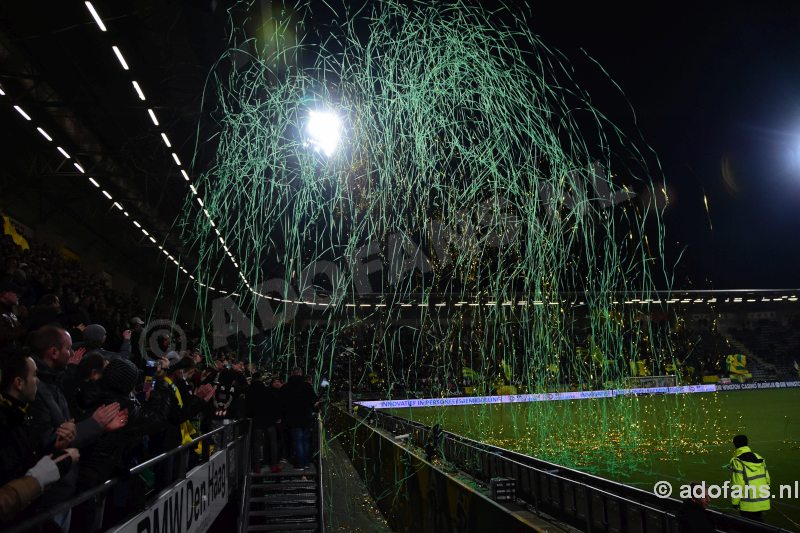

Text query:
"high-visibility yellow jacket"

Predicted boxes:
[[728, 446, 770, 512]]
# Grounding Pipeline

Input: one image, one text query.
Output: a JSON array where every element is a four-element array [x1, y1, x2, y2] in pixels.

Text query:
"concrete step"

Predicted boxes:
[[251, 481, 316, 491], [251, 467, 316, 478], [250, 494, 317, 505], [249, 507, 318, 518], [247, 523, 318, 533]]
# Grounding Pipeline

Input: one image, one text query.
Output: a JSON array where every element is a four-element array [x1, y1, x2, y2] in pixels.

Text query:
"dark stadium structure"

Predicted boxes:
[[1, 2, 798, 533]]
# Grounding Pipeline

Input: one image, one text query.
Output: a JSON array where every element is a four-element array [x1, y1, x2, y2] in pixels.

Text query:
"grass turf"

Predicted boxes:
[[388, 388, 800, 530]]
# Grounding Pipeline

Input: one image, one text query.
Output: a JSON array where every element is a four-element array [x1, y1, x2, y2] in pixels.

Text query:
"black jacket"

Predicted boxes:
[[29, 357, 104, 451], [246, 381, 282, 429], [0, 395, 42, 486], [76, 382, 170, 489], [678, 500, 716, 533], [211, 369, 247, 419], [24, 307, 63, 331], [280, 376, 317, 428], [159, 376, 206, 450], [28, 358, 104, 514]]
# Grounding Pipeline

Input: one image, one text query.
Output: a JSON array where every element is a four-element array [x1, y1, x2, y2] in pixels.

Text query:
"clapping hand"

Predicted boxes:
[[92, 402, 121, 428], [55, 420, 76, 449], [68, 346, 86, 366], [196, 383, 217, 402], [104, 408, 129, 432]]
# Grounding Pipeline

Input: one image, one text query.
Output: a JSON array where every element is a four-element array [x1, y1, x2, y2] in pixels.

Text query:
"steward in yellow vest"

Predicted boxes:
[[727, 434, 770, 521]]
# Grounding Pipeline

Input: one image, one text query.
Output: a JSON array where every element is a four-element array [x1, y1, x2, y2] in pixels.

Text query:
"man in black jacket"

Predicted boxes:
[[0, 350, 46, 486], [153, 357, 215, 487], [678, 482, 716, 533], [28, 326, 124, 531], [280, 368, 318, 470], [0, 349, 79, 527], [246, 373, 283, 473], [29, 326, 122, 451]]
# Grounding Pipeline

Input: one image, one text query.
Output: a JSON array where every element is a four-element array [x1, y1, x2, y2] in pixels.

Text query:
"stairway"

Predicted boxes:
[[244, 465, 322, 532]]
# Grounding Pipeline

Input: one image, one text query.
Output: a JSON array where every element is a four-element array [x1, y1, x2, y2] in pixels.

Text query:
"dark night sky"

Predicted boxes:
[[523, 2, 800, 289], [5, 1, 797, 291]]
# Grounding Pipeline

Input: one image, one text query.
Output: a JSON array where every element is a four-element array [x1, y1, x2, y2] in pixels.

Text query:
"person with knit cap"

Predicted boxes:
[[82, 323, 131, 362], [72, 357, 171, 532]]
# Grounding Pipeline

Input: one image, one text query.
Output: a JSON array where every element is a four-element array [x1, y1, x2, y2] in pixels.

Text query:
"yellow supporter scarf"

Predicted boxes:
[[164, 376, 198, 446]]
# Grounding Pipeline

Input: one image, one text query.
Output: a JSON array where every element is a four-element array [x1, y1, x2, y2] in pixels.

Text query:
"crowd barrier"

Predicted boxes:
[[331, 407, 540, 532], [7, 419, 251, 533], [360, 408, 790, 533]]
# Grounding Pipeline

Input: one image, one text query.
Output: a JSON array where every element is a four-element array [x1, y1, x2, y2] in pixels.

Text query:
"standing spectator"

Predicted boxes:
[[25, 294, 63, 331], [246, 373, 283, 473], [83, 324, 131, 362], [73, 358, 166, 531], [280, 368, 318, 470], [63, 352, 107, 420], [211, 360, 247, 419], [678, 482, 715, 533], [28, 326, 125, 531], [156, 357, 215, 484], [0, 280, 25, 348], [153, 334, 172, 361], [128, 317, 145, 369], [29, 326, 122, 451], [0, 350, 44, 485], [0, 348, 80, 525]]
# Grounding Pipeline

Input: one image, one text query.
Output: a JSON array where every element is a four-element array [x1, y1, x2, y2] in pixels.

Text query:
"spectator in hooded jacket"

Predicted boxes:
[[280, 367, 319, 470], [72, 358, 169, 532], [62, 351, 105, 420]]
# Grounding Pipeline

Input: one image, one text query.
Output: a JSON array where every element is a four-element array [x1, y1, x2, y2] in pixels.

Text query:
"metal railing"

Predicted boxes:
[[237, 414, 325, 533], [359, 408, 790, 533], [7, 418, 252, 533]]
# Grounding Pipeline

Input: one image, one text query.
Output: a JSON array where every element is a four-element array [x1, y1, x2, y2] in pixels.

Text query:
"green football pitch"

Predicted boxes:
[[388, 388, 800, 530]]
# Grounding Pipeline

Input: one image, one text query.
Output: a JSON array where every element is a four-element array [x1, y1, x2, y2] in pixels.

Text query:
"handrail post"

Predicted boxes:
[[238, 418, 253, 533], [317, 412, 325, 532]]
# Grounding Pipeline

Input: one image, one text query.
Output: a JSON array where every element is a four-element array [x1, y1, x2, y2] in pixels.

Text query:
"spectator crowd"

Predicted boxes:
[[0, 234, 322, 532]]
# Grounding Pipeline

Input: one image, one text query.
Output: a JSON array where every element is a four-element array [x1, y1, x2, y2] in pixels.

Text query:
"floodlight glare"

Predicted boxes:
[[306, 110, 342, 156]]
